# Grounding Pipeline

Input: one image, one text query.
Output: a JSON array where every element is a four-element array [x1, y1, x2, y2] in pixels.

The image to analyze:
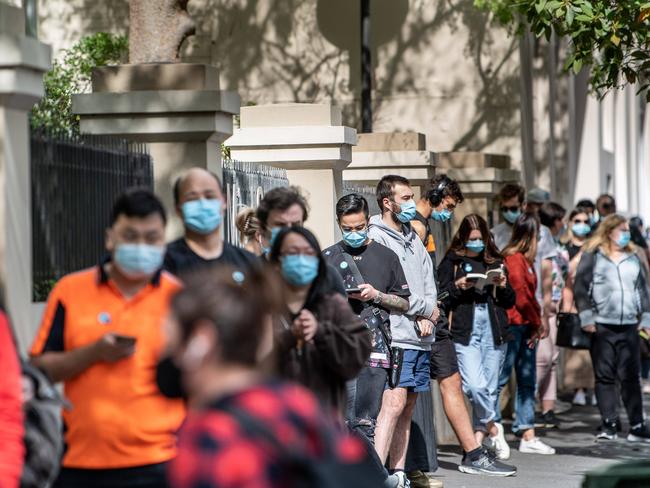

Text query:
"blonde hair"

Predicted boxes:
[[583, 214, 635, 255], [235, 208, 261, 244]]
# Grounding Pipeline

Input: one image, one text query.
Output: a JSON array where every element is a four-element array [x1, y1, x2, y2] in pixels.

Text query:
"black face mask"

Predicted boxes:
[[155, 354, 186, 399]]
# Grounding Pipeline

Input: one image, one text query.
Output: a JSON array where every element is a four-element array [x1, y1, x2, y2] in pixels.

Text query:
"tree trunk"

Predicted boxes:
[[129, 0, 195, 64]]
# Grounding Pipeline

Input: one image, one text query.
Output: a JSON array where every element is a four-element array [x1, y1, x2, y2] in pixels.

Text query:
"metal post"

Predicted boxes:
[[360, 0, 372, 133], [24, 0, 38, 38]]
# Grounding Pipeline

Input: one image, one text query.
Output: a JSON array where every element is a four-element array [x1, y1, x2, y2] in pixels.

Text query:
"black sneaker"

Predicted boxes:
[[534, 412, 546, 428], [458, 448, 517, 477], [627, 423, 650, 443], [543, 410, 560, 429], [596, 420, 618, 441]]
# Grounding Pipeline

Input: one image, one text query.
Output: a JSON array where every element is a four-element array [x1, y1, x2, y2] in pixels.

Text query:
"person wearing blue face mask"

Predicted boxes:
[[575, 214, 650, 443], [491, 183, 526, 251], [30, 189, 187, 488], [438, 215, 517, 474], [268, 226, 371, 417], [323, 194, 411, 485], [164, 168, 259, 277], [256, 186, 347, 297], [368, 175, 441, 484]]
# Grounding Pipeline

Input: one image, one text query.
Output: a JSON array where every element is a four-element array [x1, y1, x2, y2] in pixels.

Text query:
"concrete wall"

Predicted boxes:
[[35, 0, 650, 218], [37, 0, 524, 165]]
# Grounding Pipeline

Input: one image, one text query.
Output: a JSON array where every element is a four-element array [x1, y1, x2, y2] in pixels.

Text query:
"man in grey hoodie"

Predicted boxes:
[[368, 175, 439, 481]]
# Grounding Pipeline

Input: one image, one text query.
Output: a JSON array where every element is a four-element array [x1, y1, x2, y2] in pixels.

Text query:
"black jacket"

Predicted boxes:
[[438, 251, 516, 346]]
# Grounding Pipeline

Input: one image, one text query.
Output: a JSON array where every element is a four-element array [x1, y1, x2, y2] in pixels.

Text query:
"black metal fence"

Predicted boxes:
[[222, 160, 289, 245], [31, 130, 153, 300]]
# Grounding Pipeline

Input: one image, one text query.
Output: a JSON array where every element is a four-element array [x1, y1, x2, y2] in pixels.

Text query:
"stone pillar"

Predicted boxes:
[[225, 104, 357, 247], [72, 63, 240, 237], [437, 152, 521, 230], [0, 3, 51, 350], [343, 132, 437, 200]]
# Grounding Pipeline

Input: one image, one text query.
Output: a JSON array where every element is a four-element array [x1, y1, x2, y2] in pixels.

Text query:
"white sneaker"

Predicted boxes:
[[487, 422, 511, 460], [519, 437, 556, 455], [573, 390, 587, 406]]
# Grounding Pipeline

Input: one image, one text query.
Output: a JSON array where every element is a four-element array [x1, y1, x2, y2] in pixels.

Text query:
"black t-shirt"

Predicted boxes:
[[323, 241, 410, 314], [164, 238, 260, 278], [566, 243, 583, 261]]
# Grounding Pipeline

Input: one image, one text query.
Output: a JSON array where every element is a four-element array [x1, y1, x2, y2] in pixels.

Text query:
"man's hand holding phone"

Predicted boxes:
[[95, 333, 137, 362]]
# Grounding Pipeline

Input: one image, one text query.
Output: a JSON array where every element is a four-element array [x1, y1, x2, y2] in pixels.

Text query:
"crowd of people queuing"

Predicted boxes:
[[2, 166, 650, 488]]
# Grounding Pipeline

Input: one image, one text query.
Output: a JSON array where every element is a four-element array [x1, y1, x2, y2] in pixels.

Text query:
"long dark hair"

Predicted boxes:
[[502, 213, 539, 263], [446, 214, 502, 264], [268, 226, 330, 312]]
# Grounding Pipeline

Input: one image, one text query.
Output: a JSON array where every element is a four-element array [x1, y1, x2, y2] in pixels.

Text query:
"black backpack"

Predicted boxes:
[[19, 359, 65, 488], [3, 307, 64, 488]]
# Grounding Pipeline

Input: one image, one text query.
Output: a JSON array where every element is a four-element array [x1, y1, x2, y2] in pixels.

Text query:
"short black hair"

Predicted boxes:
[[336, 193, 369, 221], [425, 174, 465, 206], [110, 188, 166, 226], [576, 199, 595, 211], [173, 170, 222, 206], [256, 186, 309, 230], [539, 202, 566, 228], [376, 175, 410, 210]]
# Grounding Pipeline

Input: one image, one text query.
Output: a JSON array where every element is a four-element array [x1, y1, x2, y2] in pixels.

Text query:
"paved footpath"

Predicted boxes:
[[431, 396, 650, 488]]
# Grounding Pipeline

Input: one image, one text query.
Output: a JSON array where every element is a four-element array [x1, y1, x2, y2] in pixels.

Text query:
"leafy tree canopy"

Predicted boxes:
[[31, 33, 128, 132], [474, 0, 650, 100]]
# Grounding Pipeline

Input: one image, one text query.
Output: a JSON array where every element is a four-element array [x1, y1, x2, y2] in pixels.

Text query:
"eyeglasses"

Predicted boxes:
[[501, 206, 520, 212]]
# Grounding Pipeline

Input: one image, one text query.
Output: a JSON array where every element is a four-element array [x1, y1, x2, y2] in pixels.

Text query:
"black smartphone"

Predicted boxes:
[[346, 287, 362, 294], [114, 334, 137, 347]]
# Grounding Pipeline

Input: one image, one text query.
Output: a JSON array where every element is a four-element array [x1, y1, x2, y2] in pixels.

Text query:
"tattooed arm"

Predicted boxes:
[[350, 284, 409, 313], [375, 291, 409, 312]]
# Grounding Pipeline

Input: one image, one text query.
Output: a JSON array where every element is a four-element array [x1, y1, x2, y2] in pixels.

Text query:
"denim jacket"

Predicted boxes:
[[574, 250, 650, 328]]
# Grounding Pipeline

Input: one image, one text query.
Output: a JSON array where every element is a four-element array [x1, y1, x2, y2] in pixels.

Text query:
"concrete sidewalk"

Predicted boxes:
[[430, 398, 650, 488]]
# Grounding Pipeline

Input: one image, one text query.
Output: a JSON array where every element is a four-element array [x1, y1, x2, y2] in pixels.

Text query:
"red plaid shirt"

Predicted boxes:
[[168, 381, 367, 488]]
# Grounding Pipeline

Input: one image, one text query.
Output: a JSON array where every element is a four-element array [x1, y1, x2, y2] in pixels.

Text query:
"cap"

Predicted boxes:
[[526, 187, 550, 204]]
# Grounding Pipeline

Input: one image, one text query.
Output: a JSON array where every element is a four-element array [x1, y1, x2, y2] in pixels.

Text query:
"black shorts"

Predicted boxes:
[[430, 327, 459, 380]]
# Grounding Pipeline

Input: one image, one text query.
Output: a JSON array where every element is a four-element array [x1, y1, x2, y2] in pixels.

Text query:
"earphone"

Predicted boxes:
[[427, 176, 450, 207]]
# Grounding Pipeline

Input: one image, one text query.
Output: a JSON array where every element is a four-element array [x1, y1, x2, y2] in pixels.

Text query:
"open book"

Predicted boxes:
[[466, 268, 503, 291]]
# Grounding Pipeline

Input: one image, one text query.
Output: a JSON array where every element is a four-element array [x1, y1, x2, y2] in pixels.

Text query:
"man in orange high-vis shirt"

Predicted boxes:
[[31, 189, 185, 488]]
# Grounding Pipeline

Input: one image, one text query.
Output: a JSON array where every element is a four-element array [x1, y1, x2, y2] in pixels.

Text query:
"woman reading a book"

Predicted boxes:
[[438, 214, 516, 457]]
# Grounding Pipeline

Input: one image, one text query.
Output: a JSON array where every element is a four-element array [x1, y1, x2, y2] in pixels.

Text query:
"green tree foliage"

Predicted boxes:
[[475, 1, 650, 100], [31, 33, 128, 132]]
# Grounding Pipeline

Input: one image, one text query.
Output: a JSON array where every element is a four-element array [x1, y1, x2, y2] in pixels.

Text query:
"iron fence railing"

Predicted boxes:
[[222, 160, 289, 245], [31, 129, 153, 300], [342, 182, 380, 216]]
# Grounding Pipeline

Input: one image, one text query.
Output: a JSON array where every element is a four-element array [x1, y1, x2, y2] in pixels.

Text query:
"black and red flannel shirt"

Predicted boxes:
[[168, 381, 367, 488]]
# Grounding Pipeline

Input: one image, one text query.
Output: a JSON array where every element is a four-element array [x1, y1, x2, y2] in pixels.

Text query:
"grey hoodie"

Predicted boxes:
[[368, 215, 437, 350]]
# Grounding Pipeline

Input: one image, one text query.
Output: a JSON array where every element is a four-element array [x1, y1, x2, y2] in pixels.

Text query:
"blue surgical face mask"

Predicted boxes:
[[614, 230, 631, 248], [502, 209, 521, 224], [395, 200, 417, 223], [269, 227, 283, 247], [572, 222, 591, 237], [114, 243, 165, 279], [342, 229, 368, 248], [465, 239, 485, 253], [589, 214, 597, 226], [281, 255, 319, 287], [182, 199, 222, 235], [432, 208, 453, 223]]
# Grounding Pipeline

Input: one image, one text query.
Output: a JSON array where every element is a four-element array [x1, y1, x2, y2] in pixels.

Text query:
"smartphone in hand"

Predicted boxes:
[[113, 334, 137, 347]]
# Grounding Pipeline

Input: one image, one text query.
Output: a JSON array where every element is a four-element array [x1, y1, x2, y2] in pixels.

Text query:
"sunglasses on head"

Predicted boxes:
[[501, 206, 520, 212]]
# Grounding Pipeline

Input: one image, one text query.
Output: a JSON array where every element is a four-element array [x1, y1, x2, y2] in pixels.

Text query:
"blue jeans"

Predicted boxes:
[[495, 325, 537, 433], [455, 304, 507, 432]]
